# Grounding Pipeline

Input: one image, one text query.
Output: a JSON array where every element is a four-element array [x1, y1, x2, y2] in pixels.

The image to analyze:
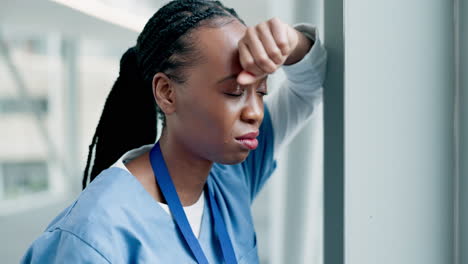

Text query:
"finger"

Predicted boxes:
[[268, 18, 291, 56], [238, 41, 264, 77], [256, 22, 285, 65], [244, 27, 278, 74], [237, 70, 262, 85]]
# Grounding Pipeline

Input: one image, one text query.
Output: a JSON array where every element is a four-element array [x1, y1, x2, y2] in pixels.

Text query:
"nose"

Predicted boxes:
[[240, 89, 264, 125]]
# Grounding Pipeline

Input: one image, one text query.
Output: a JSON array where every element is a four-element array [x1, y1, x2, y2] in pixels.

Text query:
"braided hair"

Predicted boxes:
[[82, 0, 245, 189]]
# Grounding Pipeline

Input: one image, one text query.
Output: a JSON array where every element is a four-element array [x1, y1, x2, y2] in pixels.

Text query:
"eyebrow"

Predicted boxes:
[[217, 74, 238, 84], [216, 74, 269, 84]]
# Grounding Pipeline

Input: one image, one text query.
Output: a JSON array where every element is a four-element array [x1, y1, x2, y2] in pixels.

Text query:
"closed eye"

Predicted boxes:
[[257, 78, 268, 96], [223, 77, 268, 98], [224, 92, 267, 98], [224, 93, 243, 97]]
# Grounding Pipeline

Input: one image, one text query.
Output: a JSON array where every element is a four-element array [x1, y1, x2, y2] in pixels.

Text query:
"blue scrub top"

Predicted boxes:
[[21, 105, 277, 264]]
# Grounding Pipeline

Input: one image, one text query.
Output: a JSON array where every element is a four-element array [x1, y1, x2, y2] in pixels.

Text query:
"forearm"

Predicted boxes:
[[265, 24, 327, 155]]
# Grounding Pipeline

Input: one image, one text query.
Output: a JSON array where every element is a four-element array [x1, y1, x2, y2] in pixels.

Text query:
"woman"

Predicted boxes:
[[21, 0, 327, 263]]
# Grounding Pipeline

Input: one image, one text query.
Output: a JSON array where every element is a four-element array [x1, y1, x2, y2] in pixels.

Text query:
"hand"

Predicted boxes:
[[237, 18, 312, 85]]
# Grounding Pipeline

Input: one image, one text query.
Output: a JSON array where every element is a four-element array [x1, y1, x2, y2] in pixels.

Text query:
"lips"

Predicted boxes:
[[235, 131, 259, 140], [235, 131, 259, 150]]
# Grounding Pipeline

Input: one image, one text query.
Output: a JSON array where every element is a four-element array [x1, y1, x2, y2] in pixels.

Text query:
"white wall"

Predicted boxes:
[[344, 1, 454, 264]]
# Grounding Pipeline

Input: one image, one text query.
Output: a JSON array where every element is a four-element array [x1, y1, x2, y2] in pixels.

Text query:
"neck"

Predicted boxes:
[[157, 130, 213, 206]]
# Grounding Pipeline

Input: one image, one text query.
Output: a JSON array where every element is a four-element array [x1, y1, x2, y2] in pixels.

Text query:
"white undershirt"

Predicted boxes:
[[113, 144, 205, 238], [110, 24, 326, 239]]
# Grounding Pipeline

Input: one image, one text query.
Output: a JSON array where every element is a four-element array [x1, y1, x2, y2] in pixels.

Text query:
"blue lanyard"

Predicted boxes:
[[149, 142, 238, 264]]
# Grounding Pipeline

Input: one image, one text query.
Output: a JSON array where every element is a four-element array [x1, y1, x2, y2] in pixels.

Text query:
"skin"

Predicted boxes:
[[126, 17, 313, 206]]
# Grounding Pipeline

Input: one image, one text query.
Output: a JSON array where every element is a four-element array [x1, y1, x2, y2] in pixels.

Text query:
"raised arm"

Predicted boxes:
[[237, 19, 327, 199], [266, 24, 327, 156]]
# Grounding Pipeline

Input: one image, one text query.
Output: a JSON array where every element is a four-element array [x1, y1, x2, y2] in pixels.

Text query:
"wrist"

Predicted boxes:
[[284, 29, 314, 65]]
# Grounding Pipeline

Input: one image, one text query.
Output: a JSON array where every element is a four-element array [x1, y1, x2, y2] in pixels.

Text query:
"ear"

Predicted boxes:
[[152, 72, 176, 115]]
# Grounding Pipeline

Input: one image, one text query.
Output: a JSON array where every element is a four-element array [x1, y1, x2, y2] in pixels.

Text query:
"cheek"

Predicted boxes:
[[178, 93, 239, 143]]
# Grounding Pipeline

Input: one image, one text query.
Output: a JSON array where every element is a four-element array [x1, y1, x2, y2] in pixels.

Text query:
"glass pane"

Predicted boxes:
[[0, 31, 59, 200], [2, 161, 48, 199]]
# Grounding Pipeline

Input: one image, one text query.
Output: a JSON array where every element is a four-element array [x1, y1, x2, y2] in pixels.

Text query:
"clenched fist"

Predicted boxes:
[[237, 17, 313, 85]]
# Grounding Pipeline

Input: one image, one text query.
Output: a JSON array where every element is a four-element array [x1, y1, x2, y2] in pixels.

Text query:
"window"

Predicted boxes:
[[0, 97, 48, 115], [0, 31, 66, 206], [0, 160, 49, 199]]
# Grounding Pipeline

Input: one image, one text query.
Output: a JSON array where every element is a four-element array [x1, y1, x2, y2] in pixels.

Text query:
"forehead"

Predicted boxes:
[[192, 20, 247, 76]]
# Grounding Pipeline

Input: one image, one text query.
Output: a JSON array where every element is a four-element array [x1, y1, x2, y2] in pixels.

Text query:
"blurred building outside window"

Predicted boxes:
[[0, 29, 124, 213], [0, 32, 59, 205]]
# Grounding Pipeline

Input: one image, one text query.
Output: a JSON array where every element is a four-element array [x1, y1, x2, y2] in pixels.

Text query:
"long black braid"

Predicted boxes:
[[82, 0, 245, 189]]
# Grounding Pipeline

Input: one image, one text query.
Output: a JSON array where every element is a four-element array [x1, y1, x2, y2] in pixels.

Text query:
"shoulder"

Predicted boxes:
[[30, 167, 158, 262], [53, 167, 138, 233], [21, 227, 111, 263]]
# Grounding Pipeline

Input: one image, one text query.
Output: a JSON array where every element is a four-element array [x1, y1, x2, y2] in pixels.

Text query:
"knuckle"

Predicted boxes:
[[277, 40, 288, 49], [269, 17, 280, 24], [257, 22, 268, 31], [243, 58, 255, 68], [268, 49, 282, 61], [257, 55, 270, 66], [243, 58, 256, 70], [277, 42, 289, 54], [247, 27, 256, 36]]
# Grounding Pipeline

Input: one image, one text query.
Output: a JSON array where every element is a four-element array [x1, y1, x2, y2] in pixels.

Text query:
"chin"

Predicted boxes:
[[217, 151, 250, 165]]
